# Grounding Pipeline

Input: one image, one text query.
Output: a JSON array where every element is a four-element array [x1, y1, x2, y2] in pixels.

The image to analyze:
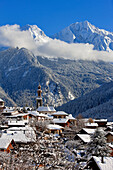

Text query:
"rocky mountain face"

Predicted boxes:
[[52, 21, 113, 51], [0, 47, 65, 107], [57, 81, 113, 121], [1, 47, 113, 108], [0, 86, 16, 106]]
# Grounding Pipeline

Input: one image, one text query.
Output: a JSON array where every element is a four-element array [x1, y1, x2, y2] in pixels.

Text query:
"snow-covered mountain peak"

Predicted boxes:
[[52, 21, 113, 51], [20, 24, 50, 43]]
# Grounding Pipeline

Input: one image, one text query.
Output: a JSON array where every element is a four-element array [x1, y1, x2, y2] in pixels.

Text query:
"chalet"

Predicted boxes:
[[74, 134, 91, 144], [105, 132, 113, 143], [52, 118, 70, 127], [0, 98, 5, 112], [28, 111, 50, 121], [46, 124, 64, 135], [1, 127, 36, 145], [62, 128, 76, 139], [52, 111, 76, 127], [52, 111, 68, 119], [78, 128, 96, 135], [66, 114, 76, 126], [0, 138, 16, 153], [7, 113, 29, 124], [85, 122, 98, 129], [83, 156, 113, 170], [104, 126, 112, 132], [2, 107, 19, 117], [94, 119, 107, 127]]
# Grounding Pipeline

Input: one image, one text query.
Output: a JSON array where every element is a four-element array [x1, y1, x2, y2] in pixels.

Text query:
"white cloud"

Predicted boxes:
[[37, 39, 113, 62], [0, 24, 37, 52], [0, 24, 113, 62]]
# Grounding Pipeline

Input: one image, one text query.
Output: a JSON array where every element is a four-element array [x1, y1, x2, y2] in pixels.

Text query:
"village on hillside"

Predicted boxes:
[[0, 85, 113, 169]]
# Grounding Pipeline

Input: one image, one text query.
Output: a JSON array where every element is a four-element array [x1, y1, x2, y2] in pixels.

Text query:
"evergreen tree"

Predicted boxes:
[[86, 128, 111, 163]]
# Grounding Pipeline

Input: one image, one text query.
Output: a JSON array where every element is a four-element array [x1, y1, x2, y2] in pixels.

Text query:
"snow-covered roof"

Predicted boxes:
[[7, 125, 33, 131], [36, 97, 42, 100], [0, 98, 4, 102], [8, 127, 27, 131], [108, 143, 113, 149], [8, 121, 25, 126], [52, 111, 68, 116], [1, 132, 28, 143], [3, 109, 19, 115], [94, 119, 107, 122], [49, 106, 56, 112], [77, 134, 91, 143], [1, 128, 36, 143], [4, 107, 15, 111], [7, 113, 29, 118], [85, 123, 98, 127], [66, 114, 76, 120], [106, 132, 113, 136], [24, 107, 32, 110], [0, 138, 13, 149], [53, 118, 69, 124], [38, 113, 49, 118], [107, 122, 113, 126], [16, 113, 29, 117], [93, 156, 113, 170], [109, 132, 113, 135], [47, 124, 64, 130], [47, 115, 54, 119], [82, 128, 96, 134], [28, 111, 39, 116], [37, 106, 51, 112]]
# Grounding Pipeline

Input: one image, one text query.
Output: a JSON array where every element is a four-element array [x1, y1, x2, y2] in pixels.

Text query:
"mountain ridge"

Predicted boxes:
[[52, 21, 113, 52]]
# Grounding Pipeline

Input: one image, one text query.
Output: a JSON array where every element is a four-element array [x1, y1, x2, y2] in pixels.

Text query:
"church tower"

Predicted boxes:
[[36, 84, 43, 108]]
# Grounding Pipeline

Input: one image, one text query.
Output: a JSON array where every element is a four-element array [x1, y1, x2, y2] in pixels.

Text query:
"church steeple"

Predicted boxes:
[[36, 84, 43, 108]]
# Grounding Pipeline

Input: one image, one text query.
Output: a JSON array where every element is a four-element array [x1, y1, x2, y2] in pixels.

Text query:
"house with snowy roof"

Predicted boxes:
[[1, 126, 36, 145], [52, 111, 68, 118], [66, 114, 76, 126], [0, 138, 16, 153], [94, 119, 107, 127], [78, 128, 96, 135], [28, 111, 50, 121], [52, 118, 70, 127], [2, 107, 19, 116], [74, 134, 91, 144], [85, 122, 98, 129], [46, 124, 64, 135], [7, 113, 29, 124], [83, 156, 113, 170], [52, 111, 76, 127]]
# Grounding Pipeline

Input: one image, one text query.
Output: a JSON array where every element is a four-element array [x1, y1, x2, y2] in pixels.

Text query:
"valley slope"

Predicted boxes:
[[1, 47, 113, 108], [57, 81, 113, 121]]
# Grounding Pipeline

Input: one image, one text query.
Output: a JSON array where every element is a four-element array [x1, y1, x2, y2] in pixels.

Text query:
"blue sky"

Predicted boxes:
[[0, 0, 113, 35]]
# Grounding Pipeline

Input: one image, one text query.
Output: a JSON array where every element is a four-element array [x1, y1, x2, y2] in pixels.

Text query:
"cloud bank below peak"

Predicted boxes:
[[37, 39, 113, 62], [0, 24, 113, 62]]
